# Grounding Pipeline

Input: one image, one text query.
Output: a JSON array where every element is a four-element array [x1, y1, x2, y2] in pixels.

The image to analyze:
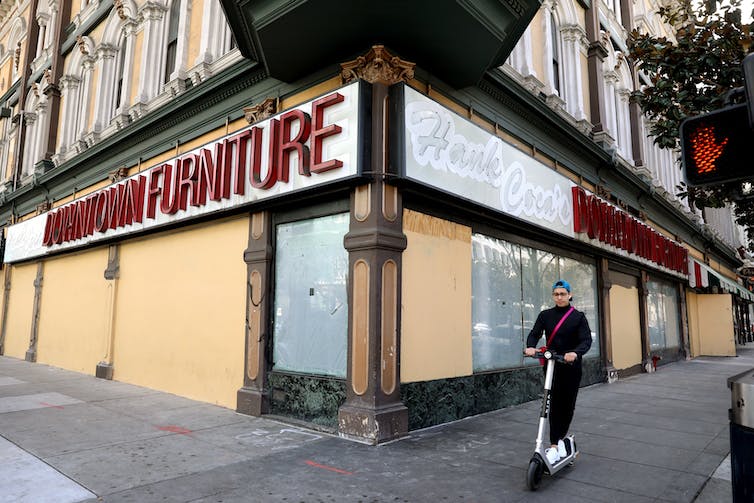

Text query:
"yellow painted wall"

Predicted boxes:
[[187, 0, 203, 69], [530, 11, 545, 79], [2, 263, 37, 359], [401, 210, 472, 382], [130, 31, 143, 106], [689, 293, 735, 356], [36, 248, 110, 374], [71, 0, 82, 18], [113, 215, 248, 408], [609, 283, 642, 370]]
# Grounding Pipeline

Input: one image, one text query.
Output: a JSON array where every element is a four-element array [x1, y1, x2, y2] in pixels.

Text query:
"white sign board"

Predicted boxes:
[[402, 85, 575, 238], [5, 82, 363, 263]]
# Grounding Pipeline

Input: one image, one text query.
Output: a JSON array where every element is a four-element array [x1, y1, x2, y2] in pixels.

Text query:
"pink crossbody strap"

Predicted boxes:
[[546, 306, 575, 348], [539, 306, 575, 365]]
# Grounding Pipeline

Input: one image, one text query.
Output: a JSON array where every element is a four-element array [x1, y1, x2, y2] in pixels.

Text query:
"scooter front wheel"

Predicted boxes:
[[526, 458, 543, 490]]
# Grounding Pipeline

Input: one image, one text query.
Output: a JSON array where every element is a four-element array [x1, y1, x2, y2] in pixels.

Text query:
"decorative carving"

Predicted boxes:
[[43, 69, 52, 86], [109, 167, 129, 182], [340, 45, 415, 85], [596, 184, 611, 200], [638, 210, 648, 221], [77, 35, 89, 55], [14, 41, 21, 71], [615, 51, 625, 71], [243, 97, 277, 124], [36, 200, 51, 215], [114, 0, 127, 19]]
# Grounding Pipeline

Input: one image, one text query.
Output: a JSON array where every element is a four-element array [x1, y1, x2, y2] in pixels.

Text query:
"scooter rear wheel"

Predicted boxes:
[[526, 458, 543, 490]]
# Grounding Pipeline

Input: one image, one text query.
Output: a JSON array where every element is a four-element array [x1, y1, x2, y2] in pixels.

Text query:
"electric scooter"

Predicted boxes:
[[524, 348, 578, 491]]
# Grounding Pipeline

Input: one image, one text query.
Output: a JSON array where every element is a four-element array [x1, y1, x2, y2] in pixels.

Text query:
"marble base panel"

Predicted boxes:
[[268, 372, 347, 429], [402, 358, 606, 431]]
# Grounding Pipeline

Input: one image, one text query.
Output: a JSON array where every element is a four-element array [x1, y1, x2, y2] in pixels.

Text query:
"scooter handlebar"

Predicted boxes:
[[523, 349, 572, 364]]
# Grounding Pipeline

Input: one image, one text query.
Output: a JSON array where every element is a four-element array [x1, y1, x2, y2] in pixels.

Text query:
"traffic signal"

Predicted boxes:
[[680, 104, 754, 186]]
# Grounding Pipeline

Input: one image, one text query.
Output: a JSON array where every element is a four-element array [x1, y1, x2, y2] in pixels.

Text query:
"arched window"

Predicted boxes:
[[93, 2, 137, 132], [22, 87, 47, 178], [8, 18, 26, 85], [550, 13, 561, 94], [114, 41, 127, 112], [58, 36, 95, 156], [602, 40, 633, 161], [542, 3, 561, 96], [509, 0, 585, 121]]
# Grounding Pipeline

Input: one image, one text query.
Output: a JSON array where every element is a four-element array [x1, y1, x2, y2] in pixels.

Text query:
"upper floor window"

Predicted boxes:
[[550, 12, 561, 94], [114, 41, 127, 113], [164, 0, 181, 84]]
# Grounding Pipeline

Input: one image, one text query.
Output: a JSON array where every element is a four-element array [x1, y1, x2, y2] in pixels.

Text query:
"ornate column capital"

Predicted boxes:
[[243, 97, 277, 124], [340, 45, 415, 85]]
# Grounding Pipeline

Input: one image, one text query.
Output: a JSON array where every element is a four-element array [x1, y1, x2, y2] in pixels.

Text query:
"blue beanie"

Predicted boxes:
[[552, 279, 571, 292]]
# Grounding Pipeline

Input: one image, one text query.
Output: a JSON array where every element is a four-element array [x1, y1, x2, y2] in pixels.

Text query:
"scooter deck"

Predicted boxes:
[[537, 435, 578, 475]]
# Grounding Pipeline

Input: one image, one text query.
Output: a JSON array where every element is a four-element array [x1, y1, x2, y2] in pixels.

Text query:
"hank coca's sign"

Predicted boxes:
[[400, 84, 687, 278], [5, 82, 362, 262], [401, 85, 574, 238]]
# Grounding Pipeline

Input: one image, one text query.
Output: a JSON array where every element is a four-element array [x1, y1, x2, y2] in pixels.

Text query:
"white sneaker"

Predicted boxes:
[[545, 447, 560, 464], [557, 439, 568, 458]]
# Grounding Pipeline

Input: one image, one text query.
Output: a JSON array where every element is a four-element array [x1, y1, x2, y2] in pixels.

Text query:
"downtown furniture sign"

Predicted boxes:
[[4, 82, 364, 263]]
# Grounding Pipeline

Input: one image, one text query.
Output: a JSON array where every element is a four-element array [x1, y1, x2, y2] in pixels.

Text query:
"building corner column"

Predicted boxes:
[[338, 178, 408, 444], [237, 211, 272, 416], [336, 48, 415, 444]]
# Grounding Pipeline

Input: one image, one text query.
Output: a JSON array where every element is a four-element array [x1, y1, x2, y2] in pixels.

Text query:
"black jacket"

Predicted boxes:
[[526, 304, 592, 360]]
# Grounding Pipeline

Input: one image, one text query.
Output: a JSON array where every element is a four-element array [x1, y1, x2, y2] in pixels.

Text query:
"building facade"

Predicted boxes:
[[0, 0, 749, 444]]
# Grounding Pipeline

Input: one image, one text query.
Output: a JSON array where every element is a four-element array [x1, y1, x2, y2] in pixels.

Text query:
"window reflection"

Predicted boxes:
[[472, 233, 601, 371], [647, 279, 680, 351], [273, 213, 349, 377]]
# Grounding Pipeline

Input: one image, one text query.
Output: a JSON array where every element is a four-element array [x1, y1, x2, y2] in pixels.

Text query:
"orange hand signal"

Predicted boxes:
[[690, 125, 729, 174]]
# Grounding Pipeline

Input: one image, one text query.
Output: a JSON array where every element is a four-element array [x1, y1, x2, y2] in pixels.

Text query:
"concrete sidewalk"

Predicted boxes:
[[1, 349, 751, 503]]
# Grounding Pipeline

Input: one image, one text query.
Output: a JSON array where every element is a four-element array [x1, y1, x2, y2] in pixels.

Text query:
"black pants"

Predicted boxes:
[[547, 362, 582, 445]]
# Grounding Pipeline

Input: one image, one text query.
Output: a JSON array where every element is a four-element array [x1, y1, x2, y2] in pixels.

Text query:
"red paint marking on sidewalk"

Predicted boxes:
[[39, 402, 64, 409], [156, 425, 193, 435], [304, 459, 353, 475]]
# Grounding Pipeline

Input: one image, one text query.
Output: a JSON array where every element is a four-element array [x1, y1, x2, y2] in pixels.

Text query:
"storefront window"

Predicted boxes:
[[471, 236, 523, 371], [647, 279, 680, 351], [559, 257, 600, 359], [472, 233, 600, 371], [272, 213, 349, 377]]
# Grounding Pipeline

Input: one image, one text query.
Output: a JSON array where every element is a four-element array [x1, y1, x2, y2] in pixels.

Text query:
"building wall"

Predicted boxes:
[[36, 247, 110, 373], [2, 261, 36, 358], [112, 215, 248, 408]]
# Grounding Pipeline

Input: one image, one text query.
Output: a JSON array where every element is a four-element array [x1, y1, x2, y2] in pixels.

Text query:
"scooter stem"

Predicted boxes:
[[535, 358, 556, 450]]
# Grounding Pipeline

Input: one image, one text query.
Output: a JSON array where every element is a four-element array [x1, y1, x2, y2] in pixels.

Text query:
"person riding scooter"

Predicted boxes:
[[524, 279, 592, 465]]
